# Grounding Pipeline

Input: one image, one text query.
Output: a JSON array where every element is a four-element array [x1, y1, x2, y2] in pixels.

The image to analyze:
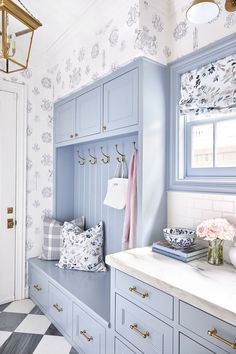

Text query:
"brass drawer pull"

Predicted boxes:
[[53, 303, 63, 313], [208, 328, 236, 349], [33, 284, 42, 291], [80, 330, 93, 342], [129, 286, 148, 299], [130, 323, 149, 338]]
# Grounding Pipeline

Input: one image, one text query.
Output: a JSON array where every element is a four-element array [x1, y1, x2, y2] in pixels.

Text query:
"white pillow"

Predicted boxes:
[[57, 221, 106, 272]]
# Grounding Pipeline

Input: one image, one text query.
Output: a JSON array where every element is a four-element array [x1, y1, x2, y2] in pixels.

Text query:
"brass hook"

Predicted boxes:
[[100, 146, 110, 164], [133, 141, 137, 150], [88, 148, 97, 165], [115, 144, 125, 163], [77, 150, 86, 165]]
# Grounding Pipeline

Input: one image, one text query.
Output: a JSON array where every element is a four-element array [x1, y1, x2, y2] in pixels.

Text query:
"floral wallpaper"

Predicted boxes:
[[169, 0, 236, 62], [0, 0, 235, 286]]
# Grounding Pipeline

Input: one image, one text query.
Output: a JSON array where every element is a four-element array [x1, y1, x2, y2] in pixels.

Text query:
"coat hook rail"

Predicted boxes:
[[77, 150, 86, 165], [100, 146, 110, 164], [88, 148, 97, 165], [115, 144, 125, 163]]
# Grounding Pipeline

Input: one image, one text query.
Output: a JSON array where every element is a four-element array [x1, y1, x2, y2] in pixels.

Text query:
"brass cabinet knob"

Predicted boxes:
[[103, 126, 107, 131], [75, 133, 78, 137], [70, 134, 74, 138]]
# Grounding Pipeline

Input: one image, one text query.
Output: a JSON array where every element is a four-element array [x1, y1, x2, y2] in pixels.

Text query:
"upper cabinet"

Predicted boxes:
[[103, 69, 138, 132], [55, 100, 75, 144], [75, 87, 101, 138], [54, 65, 140, 146]]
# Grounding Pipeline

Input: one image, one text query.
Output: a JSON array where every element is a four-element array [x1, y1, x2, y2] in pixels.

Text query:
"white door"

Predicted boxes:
[[0, 90, 17, 304]]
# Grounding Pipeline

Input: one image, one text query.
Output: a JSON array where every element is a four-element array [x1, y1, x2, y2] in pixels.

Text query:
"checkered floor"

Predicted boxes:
[[0, 299, 78, 354]]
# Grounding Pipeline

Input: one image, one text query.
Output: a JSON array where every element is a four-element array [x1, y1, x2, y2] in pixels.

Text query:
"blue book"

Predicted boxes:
[[152, 247, 207, 262], [152, 240, 208, 259]]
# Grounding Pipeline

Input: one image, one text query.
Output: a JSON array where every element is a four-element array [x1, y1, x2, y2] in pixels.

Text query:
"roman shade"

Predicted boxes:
[[179, 54, 236, 116]]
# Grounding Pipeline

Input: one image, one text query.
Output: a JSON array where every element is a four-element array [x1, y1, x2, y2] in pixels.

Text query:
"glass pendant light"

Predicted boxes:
[[0, 0, 42, 73], [186, 0, 220, 24]]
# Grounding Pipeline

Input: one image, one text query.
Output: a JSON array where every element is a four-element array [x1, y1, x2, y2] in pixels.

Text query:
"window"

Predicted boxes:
[[186, 115, 236, 177], [169, 41, 236, 193]]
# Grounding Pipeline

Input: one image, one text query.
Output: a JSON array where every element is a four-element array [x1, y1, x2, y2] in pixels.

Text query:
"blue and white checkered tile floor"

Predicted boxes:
[[0, 299, 78, 354]]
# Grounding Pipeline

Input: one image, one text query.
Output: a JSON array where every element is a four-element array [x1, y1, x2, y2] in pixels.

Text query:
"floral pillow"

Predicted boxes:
[[57, 221, 106, 272]]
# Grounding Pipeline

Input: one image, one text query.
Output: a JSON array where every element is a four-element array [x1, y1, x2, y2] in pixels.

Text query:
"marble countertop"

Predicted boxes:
[[106, 247, 236, 326]]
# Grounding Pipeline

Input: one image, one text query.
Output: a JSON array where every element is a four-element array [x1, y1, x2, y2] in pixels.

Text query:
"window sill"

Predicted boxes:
[[169, 176, 236, 194]]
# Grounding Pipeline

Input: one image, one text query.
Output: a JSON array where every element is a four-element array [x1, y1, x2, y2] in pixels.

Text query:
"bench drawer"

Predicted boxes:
[[116, 295, 173, 354], [179, 333, 228, 354], [48, 282, 72, 336], [29, 267, 48, 309], [115, 338, 142, 354], [115, 270, 173, 319], [179, 301, 236, 353], [73, 303, 105, 354]]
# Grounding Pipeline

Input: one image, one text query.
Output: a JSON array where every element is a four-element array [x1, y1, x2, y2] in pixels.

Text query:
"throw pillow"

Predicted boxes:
[[57, 221, 106, 272], [41, 216, 85, 261]]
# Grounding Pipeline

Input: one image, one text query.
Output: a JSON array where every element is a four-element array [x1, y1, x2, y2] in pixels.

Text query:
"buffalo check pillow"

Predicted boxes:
[[41, 216, 85, 260]]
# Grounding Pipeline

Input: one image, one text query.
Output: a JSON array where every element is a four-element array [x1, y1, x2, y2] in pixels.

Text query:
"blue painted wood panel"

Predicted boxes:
[[115, 294, 173, 354], [75, 86, 101, 138], [55, 145, 75, 222], [74, 134, 138, 256], [55, 100, 75, 143], [72, 303, 106, 354], [115, 338, 139, 354], [48, 282, 72, 337], [29, 257, 110, 325], [179, 334, 226, 354], [103, 69, 138, 132]]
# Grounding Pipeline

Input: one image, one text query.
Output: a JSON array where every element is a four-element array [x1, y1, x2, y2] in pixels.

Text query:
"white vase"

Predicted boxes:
[[229, 244, 236, 268]]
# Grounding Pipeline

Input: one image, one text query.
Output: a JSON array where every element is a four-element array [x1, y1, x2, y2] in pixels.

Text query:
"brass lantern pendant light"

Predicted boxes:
[[0, 0, 42, 73], [225, 0, 236, 12]]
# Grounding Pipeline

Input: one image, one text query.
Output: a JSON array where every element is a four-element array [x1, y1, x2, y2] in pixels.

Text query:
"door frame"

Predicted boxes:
[[0, 79, 27, 301]]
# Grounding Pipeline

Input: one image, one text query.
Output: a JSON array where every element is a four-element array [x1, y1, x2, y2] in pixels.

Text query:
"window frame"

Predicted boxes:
[[186, 116, 236, 178], [168, 33, 236, 193]]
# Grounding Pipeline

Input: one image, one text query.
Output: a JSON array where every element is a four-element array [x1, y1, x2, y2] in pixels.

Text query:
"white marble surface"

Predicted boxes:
[[106, 247, 236, 326]]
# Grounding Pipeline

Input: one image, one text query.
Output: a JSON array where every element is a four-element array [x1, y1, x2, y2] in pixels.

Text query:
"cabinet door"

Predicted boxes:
[[179, 333, 228, 354], [115, 338, 142, 354], [103, 69, 138, 132], [55, 100, 75, 143], [75, 87, 101, 138]]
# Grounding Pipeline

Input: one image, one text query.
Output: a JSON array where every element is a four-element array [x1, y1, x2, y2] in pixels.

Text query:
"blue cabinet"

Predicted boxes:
[[55, 100, 75, 144], [103, 69, 138, 132], [179, 334, 228, 354], [75, 87, 101, 138]]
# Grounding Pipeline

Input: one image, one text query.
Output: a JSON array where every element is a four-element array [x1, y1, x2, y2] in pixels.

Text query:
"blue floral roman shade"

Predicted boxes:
[[179, 54, 236, 116]]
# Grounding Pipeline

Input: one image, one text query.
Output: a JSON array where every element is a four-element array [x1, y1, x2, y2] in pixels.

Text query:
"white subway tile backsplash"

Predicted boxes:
[[167, 191, 236, 264], [212, 201, 234, 213]]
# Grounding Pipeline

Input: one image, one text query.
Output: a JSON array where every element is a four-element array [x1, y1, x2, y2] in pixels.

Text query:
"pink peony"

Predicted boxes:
[[196, 218, 236, 242]]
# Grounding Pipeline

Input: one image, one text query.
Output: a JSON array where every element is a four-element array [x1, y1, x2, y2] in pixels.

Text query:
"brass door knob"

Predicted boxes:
[[7, 219, 14, 229]]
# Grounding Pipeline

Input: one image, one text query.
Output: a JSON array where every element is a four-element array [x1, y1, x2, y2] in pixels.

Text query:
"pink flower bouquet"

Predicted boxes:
[[196, 218, 236, 241]]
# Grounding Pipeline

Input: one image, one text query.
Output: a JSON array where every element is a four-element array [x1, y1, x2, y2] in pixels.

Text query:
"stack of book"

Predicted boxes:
[[152, 240, 208, 262]]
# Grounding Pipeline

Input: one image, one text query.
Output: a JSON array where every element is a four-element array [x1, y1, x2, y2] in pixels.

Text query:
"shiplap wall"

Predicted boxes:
[[74, 134, 138, 256]]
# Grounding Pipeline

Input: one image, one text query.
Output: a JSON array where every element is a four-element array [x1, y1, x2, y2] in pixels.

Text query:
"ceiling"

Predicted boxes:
[[20, 0, 97, 65]]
